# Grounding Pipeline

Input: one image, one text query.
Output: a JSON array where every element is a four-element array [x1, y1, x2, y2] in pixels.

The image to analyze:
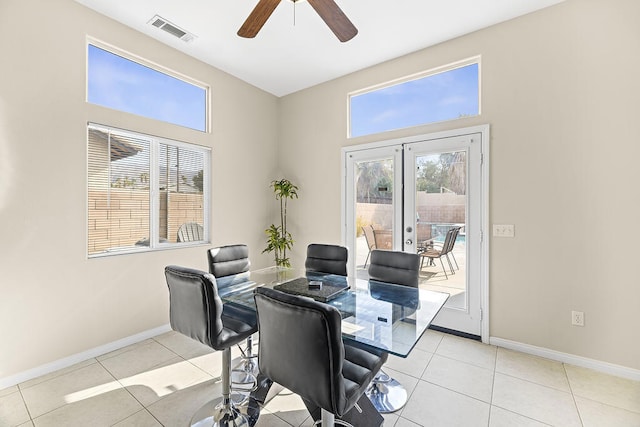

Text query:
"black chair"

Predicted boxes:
[[305, 243, 348, 276], [254, 287, 387, 427], [208, 244, 251, 283], [368, 249, 421, 288], [366, 249, 421, 413], [165, 265, 259, 427], [207, 245, 258, 391]]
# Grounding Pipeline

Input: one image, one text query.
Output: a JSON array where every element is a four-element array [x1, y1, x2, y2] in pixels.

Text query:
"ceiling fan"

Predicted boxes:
[[238, 0, 358, 42]]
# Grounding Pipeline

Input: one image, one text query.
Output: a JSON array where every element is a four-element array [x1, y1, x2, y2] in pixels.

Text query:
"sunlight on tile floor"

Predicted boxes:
[[1, 330, 639, 426]]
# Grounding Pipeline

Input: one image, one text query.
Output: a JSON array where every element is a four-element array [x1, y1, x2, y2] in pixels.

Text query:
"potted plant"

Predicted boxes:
[[263, 178, 298, 267]]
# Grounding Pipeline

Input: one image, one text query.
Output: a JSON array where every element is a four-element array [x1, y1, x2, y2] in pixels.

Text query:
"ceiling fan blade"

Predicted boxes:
[[307, 0, 358, 42], [238, 0, 281, 38]]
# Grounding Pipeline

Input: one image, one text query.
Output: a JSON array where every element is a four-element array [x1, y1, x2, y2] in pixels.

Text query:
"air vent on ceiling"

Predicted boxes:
[[148, 15, 196, 43]]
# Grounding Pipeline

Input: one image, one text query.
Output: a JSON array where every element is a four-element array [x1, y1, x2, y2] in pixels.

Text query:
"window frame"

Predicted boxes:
[[87, 122, 211, 258], [86, 38, 210, 133], [348, 57, 481, 138]]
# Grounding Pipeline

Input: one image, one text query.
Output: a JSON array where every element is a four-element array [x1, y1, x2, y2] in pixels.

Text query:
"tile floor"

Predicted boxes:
[[2, 330, 639, 427]]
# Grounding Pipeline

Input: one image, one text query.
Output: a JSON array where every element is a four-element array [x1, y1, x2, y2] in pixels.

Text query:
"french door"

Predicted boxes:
[[343, 127, 487, 338]]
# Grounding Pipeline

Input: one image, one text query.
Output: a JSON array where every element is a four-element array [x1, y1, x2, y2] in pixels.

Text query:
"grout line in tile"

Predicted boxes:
[[182, 350, 224, 384], [94, 357, 170, 426], [100, 338, 166, 364], [563, 362, 587, 426], [489, 404, 554, 426], [151, 335, 187, 359], [427, 352, 496, 375], [17, 385, 34, 425], [17, 358, 99, 391], [495, 370, 575, 397], [149, 335, 225, 384], [491, 342, 498, 389], [417, 375, 493, 410]]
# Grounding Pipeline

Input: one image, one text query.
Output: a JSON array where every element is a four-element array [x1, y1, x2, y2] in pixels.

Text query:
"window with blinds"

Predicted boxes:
[[87, 124, 210, 257]]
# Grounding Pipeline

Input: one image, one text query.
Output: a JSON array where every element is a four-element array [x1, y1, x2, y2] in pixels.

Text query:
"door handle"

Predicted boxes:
[[405, 239, 413, 245]]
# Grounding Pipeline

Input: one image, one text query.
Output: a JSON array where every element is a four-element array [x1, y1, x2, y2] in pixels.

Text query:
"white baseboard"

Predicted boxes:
[[0, 324, 172, 390], [490, 336, 640, 381]]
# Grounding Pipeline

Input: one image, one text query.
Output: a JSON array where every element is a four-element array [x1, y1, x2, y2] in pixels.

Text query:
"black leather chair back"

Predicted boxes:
[[165, 265, 224, 349], [255, 287, 351, 416], [208, 244, 251, 287], [305, 243, 348, 276], [368, 250, 420, 288]]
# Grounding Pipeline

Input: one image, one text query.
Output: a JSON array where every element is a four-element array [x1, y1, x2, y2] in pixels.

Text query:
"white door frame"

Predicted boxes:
[[341, 124, 490, 342]]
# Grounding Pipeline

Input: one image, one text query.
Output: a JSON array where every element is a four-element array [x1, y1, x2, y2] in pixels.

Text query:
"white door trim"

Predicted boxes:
[[342, 124, 490, 342]]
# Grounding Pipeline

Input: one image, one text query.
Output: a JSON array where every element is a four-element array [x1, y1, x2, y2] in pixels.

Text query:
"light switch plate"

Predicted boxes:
[[493, 224, 515, 237]]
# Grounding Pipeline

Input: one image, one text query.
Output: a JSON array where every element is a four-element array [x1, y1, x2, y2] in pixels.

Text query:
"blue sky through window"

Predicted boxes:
[[350, 63, 479, 137], [88, 45, 207, 132]]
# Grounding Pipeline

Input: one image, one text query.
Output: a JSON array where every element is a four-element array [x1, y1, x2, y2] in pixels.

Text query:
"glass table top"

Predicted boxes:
[[218, 267, 449, 358]]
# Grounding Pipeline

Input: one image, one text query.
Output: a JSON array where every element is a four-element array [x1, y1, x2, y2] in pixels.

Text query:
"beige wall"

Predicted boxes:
[[279, 0, 640, 370], [0, 0, 279, 379], [1, 0, 639, 383]]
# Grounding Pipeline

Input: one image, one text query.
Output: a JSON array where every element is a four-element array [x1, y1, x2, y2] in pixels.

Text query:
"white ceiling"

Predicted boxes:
[[75, 0, 565, 97]]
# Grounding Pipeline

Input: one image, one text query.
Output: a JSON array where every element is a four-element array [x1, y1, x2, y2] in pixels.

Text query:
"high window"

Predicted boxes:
[[349, 60, 480, 138], [87, 124, 210, 257], [87, 44, 208, 132]]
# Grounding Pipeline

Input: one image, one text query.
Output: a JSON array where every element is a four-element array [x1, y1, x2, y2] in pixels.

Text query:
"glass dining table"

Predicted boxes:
[[218, 266, 449, 358], [218, 266, 449, 422]]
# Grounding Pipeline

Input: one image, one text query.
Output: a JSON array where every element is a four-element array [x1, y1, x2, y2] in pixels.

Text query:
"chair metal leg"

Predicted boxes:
[[449, 252, 459, 270], [438, 257, 448, 279], [420, 256, 436, 271], [190, 347, 260, 427], [364, 251, 370, 268], [444, 254, 455, 275]]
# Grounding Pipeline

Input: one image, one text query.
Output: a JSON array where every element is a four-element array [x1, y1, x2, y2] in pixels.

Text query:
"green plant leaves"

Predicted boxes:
[[264, 179, 298, 268]]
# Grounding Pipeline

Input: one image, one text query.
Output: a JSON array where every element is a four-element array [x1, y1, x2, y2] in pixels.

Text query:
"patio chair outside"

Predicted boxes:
[[419, 226, 461, 279], [416, 222, 434, 253], [373, 229, 392, 250], [177, 222, 204, 242], [362, 225, 376, 267]]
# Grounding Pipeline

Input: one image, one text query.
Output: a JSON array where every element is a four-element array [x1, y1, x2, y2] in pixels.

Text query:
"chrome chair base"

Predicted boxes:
[[230, 370, 258, 405], [191, 396, 260, 427], [232, 355, 259, 383], [231, 335, 259, 404], [365, 378, 408, 414], [232, 335, 260, 389], [312, 408, 354, 427]]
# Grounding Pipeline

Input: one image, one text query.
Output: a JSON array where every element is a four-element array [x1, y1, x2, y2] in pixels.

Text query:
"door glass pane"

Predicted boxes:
[[415, 150, 467, 310], [355, 158, 394, 277]]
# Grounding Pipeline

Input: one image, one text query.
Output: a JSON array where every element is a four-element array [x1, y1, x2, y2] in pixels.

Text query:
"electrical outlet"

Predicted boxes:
[[572, 311, 584, 326], [493, 224, 515, 238]]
